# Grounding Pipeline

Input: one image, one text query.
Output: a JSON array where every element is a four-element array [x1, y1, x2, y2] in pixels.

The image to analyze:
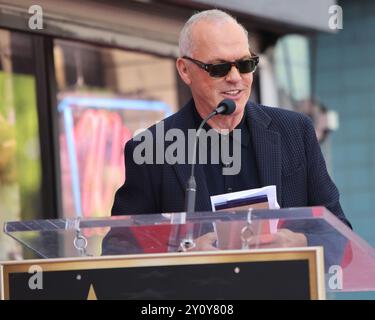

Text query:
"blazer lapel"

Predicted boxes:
[[248, 103, 282, 205]]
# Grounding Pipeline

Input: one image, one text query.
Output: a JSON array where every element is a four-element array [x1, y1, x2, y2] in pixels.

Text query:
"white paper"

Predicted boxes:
[[210, 185, 280, 233]]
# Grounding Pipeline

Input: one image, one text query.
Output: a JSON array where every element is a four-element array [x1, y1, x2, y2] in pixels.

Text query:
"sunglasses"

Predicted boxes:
[[182, 54, 259, 78]]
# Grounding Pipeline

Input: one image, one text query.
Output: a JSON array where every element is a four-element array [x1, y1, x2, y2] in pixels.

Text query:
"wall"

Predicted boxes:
[[314, 0, 375, 299]]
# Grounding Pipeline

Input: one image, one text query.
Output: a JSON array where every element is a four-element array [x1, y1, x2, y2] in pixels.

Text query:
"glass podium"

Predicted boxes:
[[3, 206, 375, 295]]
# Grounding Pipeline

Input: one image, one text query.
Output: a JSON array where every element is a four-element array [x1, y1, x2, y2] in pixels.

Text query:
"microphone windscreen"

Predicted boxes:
[[217, 99, 236, 115]]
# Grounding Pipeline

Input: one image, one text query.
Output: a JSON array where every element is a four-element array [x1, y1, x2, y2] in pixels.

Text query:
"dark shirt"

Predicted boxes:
[[192, 106, 260, 196]]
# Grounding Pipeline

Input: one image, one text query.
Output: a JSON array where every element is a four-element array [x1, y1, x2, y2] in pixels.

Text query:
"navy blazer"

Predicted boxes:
[[112, 99, 351, 227]]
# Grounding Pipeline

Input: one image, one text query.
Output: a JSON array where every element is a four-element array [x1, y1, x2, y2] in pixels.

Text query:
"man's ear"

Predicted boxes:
[[176, 58, 192, 86]]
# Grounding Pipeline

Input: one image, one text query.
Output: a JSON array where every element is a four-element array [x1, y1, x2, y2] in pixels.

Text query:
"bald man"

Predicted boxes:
[[111, 9, 351, 250]]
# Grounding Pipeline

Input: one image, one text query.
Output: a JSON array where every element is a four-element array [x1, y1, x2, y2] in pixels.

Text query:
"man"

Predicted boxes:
[[296, 99, 332, 144], [111, 9, 351, 250]]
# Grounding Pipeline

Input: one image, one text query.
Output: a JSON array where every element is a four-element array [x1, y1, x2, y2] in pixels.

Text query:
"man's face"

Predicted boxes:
[[178, 19, 253, 118]]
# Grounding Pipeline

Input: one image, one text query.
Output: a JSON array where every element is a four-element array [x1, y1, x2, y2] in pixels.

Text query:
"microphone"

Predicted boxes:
[[185, 99, 236, 213], [214, 99, 236, 116]]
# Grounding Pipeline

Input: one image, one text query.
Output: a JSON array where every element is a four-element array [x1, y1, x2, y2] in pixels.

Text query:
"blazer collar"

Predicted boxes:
[[247, 102, 282, 205]]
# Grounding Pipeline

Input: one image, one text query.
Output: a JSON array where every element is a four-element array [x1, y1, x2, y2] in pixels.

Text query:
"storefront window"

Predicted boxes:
[[0, 29, 42, 260], [54, 40, 178, 218], [274, 35, 311, 105]]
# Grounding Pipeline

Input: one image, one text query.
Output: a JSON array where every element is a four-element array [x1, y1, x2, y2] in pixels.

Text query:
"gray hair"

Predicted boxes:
[[179, 9, 249, 57]]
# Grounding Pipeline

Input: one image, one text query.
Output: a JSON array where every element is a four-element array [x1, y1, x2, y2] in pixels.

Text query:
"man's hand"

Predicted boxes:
[[182, 229, 307, 252], [245, 229, 308, 249], [186, 232, 218, 252]]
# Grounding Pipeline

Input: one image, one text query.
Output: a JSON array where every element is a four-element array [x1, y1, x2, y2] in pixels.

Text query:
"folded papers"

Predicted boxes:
[[211, 186, 280, 249]]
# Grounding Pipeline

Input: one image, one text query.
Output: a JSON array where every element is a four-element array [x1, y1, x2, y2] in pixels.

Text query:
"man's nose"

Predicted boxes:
[[225, 65, 242, 82]]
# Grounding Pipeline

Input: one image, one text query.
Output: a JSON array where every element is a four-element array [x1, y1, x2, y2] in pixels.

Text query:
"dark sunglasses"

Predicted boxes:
[[182, 54, 259, 78]]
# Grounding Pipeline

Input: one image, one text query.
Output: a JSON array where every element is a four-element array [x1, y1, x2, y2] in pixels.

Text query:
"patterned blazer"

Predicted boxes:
[[111, 99, 351, 228]]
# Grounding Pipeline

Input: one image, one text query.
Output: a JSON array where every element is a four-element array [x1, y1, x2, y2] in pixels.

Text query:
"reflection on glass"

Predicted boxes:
[[4, 207, 375, 294], [54, 40, 178, 218], [0, 29, 42, 260]]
